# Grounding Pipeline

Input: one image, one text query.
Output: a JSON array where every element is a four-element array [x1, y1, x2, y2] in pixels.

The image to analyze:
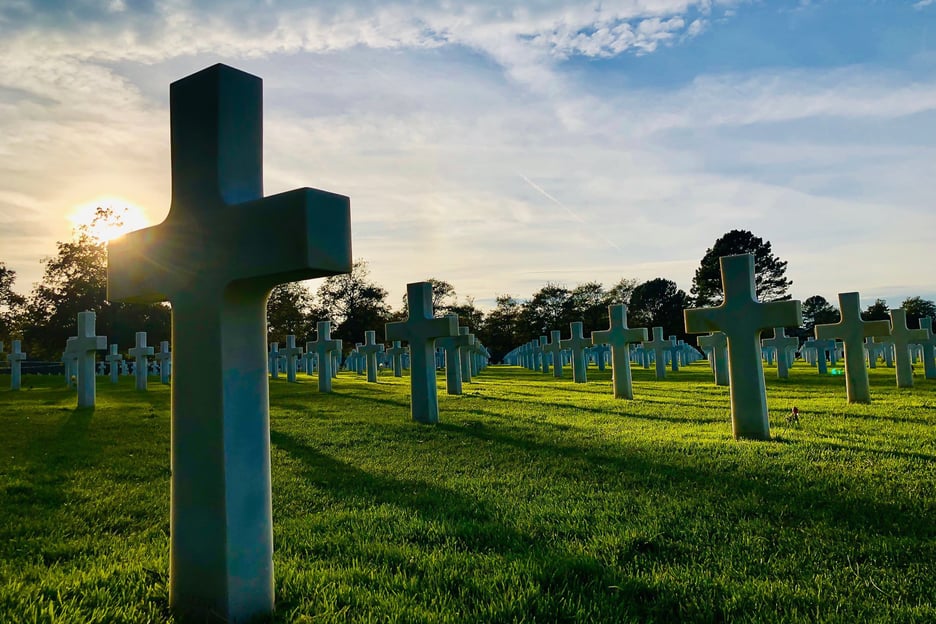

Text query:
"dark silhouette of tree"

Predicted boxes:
[[802, 295, 839, 331], [477, 294, 523, 362], [901, 296, 936, 329], [0, 262, 25, 342], [314, 259, 390, 349], [447, 296, 484, 331], [568, 281, 607, 335], [691, 230, 792, 306], [521, 283, 572, 337], [861, 298, 890, 322], [266, 282, 315, 344], [400, 277, 456, 316], [628, 278, 691, 338], [604, 277, 638, 306]]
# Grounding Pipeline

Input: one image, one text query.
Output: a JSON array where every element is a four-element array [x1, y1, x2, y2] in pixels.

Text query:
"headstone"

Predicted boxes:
[[436, 317, 471, 395], [103, 343, 122, 384], [156, 340, 172, 384], [875, 309, 928, 388], [911, 317, 936, 380], [590, 304, 647, 399], [359, 330, 385, 383], [282, 335, 303, 383], [106, 64, 352, 623], [268, 342, 280, 379], [761, 327, 799, 379], [387, 340, 406, 378], [803, 338, 834, 375], [309, 321, 341, 392], [302, 347, 316, 376], [864, 337, 883, 369], [543, 330, 564, 378], [385, 282, 457, 423], [684, 254, 802, 440], [8, 340, 26, 390], [129, 332, 155, 391], [643, 326, 670, 380], [458, 327, 474, 383], [333, 340, 342, 378], [814, 292, 891, 402], [64, 311, 107, 407], [62, 350, 78, 388], [697, 332, 729, 386], [559, 321, 591, 384]]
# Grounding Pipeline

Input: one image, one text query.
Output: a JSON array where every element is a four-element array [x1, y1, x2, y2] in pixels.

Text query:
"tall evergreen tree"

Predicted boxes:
[[691, 230, 792, 306]]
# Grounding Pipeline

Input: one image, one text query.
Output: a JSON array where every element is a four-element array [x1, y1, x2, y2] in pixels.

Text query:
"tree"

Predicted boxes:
[[0, 262, 25, 342], [477, 294, 523, 362], [447, 296, 484, 331], [691, 230, 792, 306], [314, 259, 391, 348], [568, 281, 607, 335], [604, 277, 639, 306], [400, 277, 456, 316], [266, 282, 315, 344], [900, 296, 936, 329], [628, 278, 691, 338], [802, 295, 839, 331], [862, 298, 890, 322], [521, 283, 572, 337]]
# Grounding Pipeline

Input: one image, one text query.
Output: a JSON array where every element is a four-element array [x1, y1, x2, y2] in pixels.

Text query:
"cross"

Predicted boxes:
[[864, 337, 883, 369], [385, 281, 457, 423], [684, 253, 802, 440], [333, 339, 343, 378], [302, 346, 316, 376], [643, 326, 671, 380], [64, 311, 107, 407], [542, 330, 563, 378], [128, 332, 155, 392], [308, 321, 340, 392], [436, 317, 472, 395], [697, 332, 728, 386], [268, 342, 281, 379], [910, 316, 936, 380], [281, 335, 304, 383], [105, 344, 123, 384], [559, 321, 592, 384], [359, 330, 385, 383], [106, 65, 352, 622], [761, 327, 800, 380], [156, 341, 172, 384], [61, 349, 79, 388], [875, 308, 928, 388], [666, 335, 680, 372], [591, 304, 648, 399], [8, 339, 26, 391], [803, 337, 834, 375], [386, 340, 407, 378], [814, 292, 890, 402], [458, 327, 474, 383]]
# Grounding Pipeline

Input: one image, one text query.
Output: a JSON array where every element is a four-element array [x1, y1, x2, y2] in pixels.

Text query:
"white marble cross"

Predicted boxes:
[[591, 304, 647, 399], [282, 335, 304, 383], [309, 321, 341, 392], [761, 327, 799, 380], [385, 282, 457, 423], [559, 321, 592, 384], [875, 309, 928, 388], [386, 340, 407, 378], [458, 327, 474, 383], [128, 332, 154, 392], [156, 340, 172, 384], [436, 316, 471, 395], [302, 347, 316, 376], [814, 292, 890, 402], [698, 332, 728, 386], [105, 344, 123, 384], [268, 342, 280, 379], [106, 64, 352, 622], [64, 311, 107, 407], [542, 330, 563, 378], [8, 340, 26, 390], [911, 317, 936, 380], [643, 326, 670, 380], [360, 330, 385, 383], [684, 254, 802, 440]]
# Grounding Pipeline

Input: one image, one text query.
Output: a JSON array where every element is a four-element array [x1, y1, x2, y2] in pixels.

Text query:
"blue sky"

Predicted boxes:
[[0, 0, 933, 311]]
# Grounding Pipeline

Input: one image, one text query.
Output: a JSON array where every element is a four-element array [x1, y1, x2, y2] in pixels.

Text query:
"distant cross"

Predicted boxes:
[[458, 327, 474, 383], [156, 341, 172, 384], [268, 342, 280, 379], [106, 64, 352, 622], [684, 253, 802, 440], [803, 338, 834, 375], [864, 337, 883, 369], [8, 340, 26, 391], [537, 336, 549, 373], [387, 340, 407, 378], [591, 304, 647, 399], [643, 326, 671, 380], [911, 317, 936, 380], [666, 335, 680, 372], [282, 335, 304, 383], [560, 321, 592, 384], [302, 346, 316, 376], [875, 309, 928, 388], [62, 349, 79, 388], [814, 293, 890, 402], [128, 332, 155, 392], [761, 327, 800, 380], [360, 330, 385, 383], [308, 321, 340, 392], [698, 332, 728, 386], [64, 311, 107, 407], [333, 340, 343, 378], [437, 316, 471, 395], [385, 282, 457, 423], [543, 330, 563, 378]]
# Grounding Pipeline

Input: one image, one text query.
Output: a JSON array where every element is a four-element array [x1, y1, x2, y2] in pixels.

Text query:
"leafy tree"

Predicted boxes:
[[477, 294, 523, 362], [628, 278, 691, 338], [604, 277, 638, 306], [802, 295, 839, 331], [0, 262, 25, 342], [314, 259, 390, 348], [521, 283, 572, 338], [901, 296, 936, 329], [266, 282, 315, 344], [862, 298, 890, 322], [691, 230, 792, 306], [447, 296, 484, 331], [400, 277, 456, 315], [568, 281, 607, 335]]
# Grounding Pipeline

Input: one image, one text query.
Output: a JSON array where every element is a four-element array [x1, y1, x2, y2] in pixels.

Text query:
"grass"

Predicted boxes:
[[0, 362, 934, 623]]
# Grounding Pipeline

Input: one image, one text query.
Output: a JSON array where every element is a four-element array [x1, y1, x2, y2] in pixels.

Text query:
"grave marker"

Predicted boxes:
[[761, 327, 799, 379], [156, 341, 172, 384], [643, 327, 670, 380], [387, 340, 406, 378], [591, 304, 647, 399], [8, 340, 26, 390], [64, 311, 107, 407], [437, 316, 471, 395], [543, 330, 563, 378], [875, 309, 928, 388], [697, 332, 728, 386], [360, 330, 385, 383], [559, 321, 591, 384], [129, 332, 155, 391], [283, 335, 303, 383], [911, 317, 936, 380]]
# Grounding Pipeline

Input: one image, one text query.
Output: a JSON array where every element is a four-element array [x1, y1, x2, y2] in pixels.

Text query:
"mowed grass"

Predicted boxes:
[[0, 361, 934, 623]]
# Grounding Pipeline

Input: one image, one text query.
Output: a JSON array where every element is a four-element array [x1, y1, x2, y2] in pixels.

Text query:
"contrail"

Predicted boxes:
[[518, 174, 623, 253]]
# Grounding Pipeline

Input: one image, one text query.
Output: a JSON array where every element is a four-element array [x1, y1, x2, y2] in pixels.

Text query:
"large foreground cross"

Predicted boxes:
[[107, 64, 352, 623], [684, 254, 802, 440]]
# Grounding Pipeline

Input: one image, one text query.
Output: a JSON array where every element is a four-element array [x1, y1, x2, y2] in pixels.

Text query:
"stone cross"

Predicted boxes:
[[332, 340, 343, 378], [385, 281, 457, 423], [911, 316, 936, 380], [643, 326, 670, 380], [8, 339, 26, 390], [543, 330, 563, 378], [308, 321, 341, 392], [436, 320, 470, 395], [761, 327, 799, 379], [684, 253, 802, 440], [387, 340, 407, 378], [698, 332, 728, 386], [267, 342, 280, 379], [803, 338, 834, 375], [458, 327, 474, 383], [156, 341, 172, 384], [864, 337, 883, 369], [106, 64, 352, 622], [103, 344, 121, 384], [302, 346, 316, 376], [128, 332, 155, 392], [282, 335, 304, 383], [814, 292, 891, 402], [875, 308, 927, 388], [591, 304, 647, 399], [64, 311, 107, 407], [559, 321, 592, 384], [359, 330, 385, 383]]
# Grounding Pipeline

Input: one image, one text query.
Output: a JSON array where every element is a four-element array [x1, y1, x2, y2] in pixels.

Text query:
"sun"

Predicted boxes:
[[68, 198, 151, 243]]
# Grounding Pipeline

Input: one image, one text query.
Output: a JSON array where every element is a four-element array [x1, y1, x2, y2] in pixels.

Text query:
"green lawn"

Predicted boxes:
[[1, 362, 934, 623]]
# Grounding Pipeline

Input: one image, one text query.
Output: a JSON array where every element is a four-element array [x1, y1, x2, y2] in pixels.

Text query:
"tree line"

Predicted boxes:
[[1, 215, 933, 363]]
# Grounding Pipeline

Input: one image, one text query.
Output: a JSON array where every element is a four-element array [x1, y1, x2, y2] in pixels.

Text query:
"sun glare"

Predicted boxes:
[[68, 199, 151, 243]]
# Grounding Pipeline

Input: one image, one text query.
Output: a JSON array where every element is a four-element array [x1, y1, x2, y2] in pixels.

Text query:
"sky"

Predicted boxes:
[[1, 0, 934, 312]]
